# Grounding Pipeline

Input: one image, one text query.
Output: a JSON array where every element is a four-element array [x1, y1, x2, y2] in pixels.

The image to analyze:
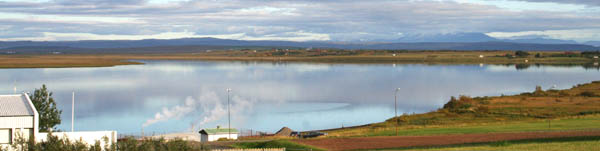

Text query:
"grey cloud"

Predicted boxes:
[[53, 0, 147, 6], [0, 0, 598, 41], [508, 0, 600, 6]]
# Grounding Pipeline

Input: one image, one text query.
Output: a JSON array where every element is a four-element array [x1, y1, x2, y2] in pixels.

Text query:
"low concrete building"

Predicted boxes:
[[199, 126, 238, 142], [0, 93, 39, 148], [147, 132, 200, 141], [37, 131, 117, 148]]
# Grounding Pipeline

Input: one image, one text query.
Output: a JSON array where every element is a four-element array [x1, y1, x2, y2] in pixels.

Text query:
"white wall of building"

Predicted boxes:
[[201, 133, 238, 142], [0, 116, 34, 128], [148, 132, 200, 142], [37, 131, 117, 149], [0, 116, 35, 149]]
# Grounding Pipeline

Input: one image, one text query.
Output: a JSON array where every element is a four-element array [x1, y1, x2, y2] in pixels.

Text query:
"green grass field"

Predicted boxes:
[[381, 136, 600, 151], [359, 115, 600, 137]]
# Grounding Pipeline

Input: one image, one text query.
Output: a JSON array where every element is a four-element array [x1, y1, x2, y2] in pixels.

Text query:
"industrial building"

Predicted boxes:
[[199, 126, 238, 142]]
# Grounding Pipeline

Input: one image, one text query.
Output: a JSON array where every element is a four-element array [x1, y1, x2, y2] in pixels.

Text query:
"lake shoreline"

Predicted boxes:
[[1, 50, 598, 68]]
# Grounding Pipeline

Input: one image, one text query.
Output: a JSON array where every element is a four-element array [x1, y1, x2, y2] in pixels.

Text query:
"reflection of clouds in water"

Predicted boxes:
[[38, 61, 336, 75], [45, 78, 143, 91], [2, 61, 600, 133], [142, 89, 255, 131], [289, 64, 331, 73], [251, 104, 393, 131]]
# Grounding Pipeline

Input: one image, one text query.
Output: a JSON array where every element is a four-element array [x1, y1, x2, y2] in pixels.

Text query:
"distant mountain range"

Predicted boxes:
[[1, 35, 599, 54], [395, 33, 581, 44], [396, 33, 498, 43], [584, 41, 600, 47]]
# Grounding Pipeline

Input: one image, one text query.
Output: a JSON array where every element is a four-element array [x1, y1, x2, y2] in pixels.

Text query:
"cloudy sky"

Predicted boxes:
[[0, 0, 599, 42]]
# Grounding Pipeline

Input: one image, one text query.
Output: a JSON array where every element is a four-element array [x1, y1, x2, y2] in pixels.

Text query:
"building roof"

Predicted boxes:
[[199, 128, 239, 135], [0, 94, 36, 116]]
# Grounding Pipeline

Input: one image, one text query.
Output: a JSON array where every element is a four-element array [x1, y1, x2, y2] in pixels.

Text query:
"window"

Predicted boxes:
[[14, 128, 32, 141], [0, 129, 11, 144]]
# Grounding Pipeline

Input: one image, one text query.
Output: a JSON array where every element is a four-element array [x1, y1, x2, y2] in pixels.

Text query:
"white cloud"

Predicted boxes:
[[0, 30, 329, 41]]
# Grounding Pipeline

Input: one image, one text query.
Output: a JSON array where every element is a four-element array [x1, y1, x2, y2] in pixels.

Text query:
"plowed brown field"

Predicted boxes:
[[292, 131, 600, 150]]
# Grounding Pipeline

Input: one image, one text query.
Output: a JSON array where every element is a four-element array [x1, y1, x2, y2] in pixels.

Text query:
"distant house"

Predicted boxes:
[[0, 93, 39, 147], [198, 126, 238, 142]]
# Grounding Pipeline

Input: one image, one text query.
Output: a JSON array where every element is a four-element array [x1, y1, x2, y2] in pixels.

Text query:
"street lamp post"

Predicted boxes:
[[395, 88, 400, 136], [226, 88, 232, 139]]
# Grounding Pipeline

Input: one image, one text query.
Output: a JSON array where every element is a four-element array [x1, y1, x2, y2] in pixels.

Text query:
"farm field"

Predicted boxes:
[[292, 131, 600, 151]]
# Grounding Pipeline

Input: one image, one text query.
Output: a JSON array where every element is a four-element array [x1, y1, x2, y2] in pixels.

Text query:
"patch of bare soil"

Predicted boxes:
[[292, 131, 600, 150]]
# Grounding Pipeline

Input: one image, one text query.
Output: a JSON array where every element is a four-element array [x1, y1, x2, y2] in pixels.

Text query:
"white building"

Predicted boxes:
[[0, 93, 39, 148], [1, 93, 117, 150], [37, 131, 117, 149], [199, 126, 238, 142]]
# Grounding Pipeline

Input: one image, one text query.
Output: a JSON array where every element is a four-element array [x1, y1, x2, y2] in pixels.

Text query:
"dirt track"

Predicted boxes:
[[292, 131, 600, 150]]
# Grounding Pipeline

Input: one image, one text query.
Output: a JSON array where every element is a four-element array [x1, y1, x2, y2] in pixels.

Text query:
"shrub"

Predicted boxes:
[[532, 85, 547, 96], [579, 91, 597, 97], [558, 91, 570, 97], [476, 106, 490, 113], [490, 141, 511, 147], [166, 139, 192, 151], [443, 96, 477, 113], [116, 137, 138, 151], [578, 111, 600, 115], [7, 133, 204, 151], [515, 51, 530, 57]]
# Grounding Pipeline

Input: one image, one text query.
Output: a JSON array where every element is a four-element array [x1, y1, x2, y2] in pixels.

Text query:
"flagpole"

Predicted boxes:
[[72, 91, 75, 132]]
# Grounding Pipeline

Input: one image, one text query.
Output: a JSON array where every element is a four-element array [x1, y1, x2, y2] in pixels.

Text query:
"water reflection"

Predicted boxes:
[[0, 61, 599, 134]]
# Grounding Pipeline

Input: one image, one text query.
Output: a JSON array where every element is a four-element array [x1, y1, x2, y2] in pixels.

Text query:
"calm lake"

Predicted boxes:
[[1, 61, 599, 135]]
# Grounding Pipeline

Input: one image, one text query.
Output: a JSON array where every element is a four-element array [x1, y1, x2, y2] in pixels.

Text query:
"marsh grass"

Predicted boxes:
[[0, 50, 595, 68]]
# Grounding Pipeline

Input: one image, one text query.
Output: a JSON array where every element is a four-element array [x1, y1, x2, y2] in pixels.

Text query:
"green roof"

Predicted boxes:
[[200, 128, 239, 135]]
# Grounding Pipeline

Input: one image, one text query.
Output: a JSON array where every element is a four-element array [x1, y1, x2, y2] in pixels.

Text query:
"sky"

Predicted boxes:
[[0, 0, 599, 42]]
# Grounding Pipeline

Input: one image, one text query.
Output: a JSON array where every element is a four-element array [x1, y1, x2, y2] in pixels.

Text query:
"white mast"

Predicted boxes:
[[13, 80, 16, 94], [226, 88, 232, 139], [72, 91, 75, 132]]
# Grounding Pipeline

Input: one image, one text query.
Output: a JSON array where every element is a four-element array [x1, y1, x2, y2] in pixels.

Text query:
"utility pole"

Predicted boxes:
[[226, 88, 232, 139], [13, 80, 17, 94], [395, 88, 400, 136], [72, 91, 75, 132]]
